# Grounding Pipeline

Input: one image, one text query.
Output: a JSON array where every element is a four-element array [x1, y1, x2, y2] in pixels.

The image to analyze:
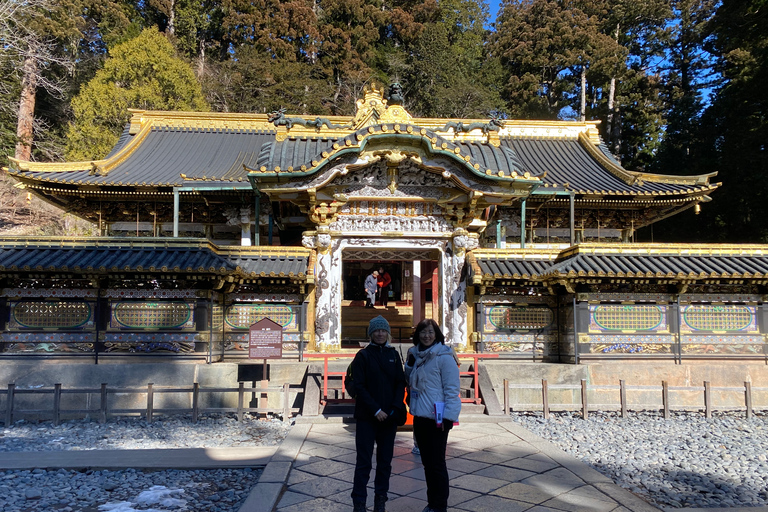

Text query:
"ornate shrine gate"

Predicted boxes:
[[250, 86, 539, 351]]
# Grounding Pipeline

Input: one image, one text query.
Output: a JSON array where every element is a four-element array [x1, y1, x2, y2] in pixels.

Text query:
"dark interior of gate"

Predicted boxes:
[[340, 258, 439, 347]]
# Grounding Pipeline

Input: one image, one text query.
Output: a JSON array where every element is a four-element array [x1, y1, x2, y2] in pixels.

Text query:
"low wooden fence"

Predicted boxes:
[[503, 379, 766, 419], [1, 382, 301, 427]]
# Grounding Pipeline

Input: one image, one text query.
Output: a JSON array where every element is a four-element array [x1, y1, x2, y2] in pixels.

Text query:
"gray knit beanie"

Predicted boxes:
[[367, 315, 391, 337]]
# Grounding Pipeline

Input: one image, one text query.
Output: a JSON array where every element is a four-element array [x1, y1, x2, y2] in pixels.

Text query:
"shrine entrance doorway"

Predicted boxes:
[[340, 250, 440, 348]]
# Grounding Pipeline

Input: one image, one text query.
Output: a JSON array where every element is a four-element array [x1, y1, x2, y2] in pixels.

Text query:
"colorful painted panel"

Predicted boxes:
[[225, 304, 299, 331], [481, 333, 556, 355], [680, 305, 758, 333], [680, 335, 766, 355], [110, 301, 194, 329], [589, 305, 668, 333], [580, 334, 675, 354], [10, 300, 94, 329], [103, 332, 196, 353], [0, 332, 94, 353], [212, 304, 224, 330], [484, 306, 553, 332]]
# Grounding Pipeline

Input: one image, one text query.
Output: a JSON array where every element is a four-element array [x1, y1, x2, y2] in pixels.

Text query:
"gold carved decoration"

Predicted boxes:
[[351, 83, 413, 130], [367, 149, 422, 194]]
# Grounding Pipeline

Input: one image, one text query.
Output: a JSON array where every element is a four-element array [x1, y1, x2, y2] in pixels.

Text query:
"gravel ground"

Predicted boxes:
[[0, 414, 292, 512], [512, 410, 768, 510]]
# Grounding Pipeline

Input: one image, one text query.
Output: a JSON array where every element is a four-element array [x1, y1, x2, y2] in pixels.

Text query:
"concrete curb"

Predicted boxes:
[[238, 423, 311, 512], [0, 446, 276, 471]]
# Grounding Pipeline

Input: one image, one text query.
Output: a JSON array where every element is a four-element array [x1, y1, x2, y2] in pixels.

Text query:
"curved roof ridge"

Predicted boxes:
[[578, 132, 717, 187], [246, 123, 543, 184]]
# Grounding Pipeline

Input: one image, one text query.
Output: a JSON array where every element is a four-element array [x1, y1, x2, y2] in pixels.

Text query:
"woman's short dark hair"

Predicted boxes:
[[412, 319, 445, 345]]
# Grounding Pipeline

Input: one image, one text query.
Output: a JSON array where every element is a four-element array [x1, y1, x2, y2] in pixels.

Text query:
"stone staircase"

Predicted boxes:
[[341, 300, 416, 344]]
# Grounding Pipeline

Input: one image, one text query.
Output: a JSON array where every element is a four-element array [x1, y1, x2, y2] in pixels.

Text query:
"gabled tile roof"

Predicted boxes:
[[542, 245, 768, 279], [0, 239, 312, 280], [469, 250, 559, 282], [503, 138, 718, 197], [248, 124, 533, 182], [6, 110, 716, 200], [469, 245, 768, 283]]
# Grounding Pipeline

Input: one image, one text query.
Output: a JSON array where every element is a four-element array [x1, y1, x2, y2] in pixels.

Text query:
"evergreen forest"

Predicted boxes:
[[0, 0, 765, 243]]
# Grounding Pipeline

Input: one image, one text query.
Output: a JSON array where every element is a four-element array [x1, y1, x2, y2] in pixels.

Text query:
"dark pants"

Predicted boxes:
[[352, 418, 397, 504], [413, 416, 452, 512], [379, 286, 388, 306]]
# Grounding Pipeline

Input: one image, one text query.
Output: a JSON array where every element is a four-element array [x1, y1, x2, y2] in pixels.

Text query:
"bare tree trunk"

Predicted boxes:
[[607, 76, 616, 132], [611, 103, 621, 159], [197, 38, 205, 78], [606, 22, 621, 156], [15, 51, 37, 161], [167, 0, 175, 35], [580, 65, 586, 122]]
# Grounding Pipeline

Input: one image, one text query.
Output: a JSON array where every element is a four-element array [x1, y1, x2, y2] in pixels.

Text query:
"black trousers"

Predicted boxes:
[[413, 416, 452, 512], [352, 418, 397, 503]]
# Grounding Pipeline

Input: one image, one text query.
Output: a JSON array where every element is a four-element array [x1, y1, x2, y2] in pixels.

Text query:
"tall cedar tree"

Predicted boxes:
[[653, 0, 768, 242], [577, 0, 669, 164], [400, 0, 505, 118], [651, 0, 717, 176], [66, 28, 209, 160], [492, 0, 619, 119]]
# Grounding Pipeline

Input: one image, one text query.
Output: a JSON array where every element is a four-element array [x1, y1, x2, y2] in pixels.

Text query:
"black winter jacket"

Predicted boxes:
[[351, 342, 407, 422]]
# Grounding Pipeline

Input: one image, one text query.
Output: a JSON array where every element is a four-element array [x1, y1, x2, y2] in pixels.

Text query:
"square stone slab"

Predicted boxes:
[[541, 489, 617, 511], [388, 474, 428, 496], [287, 469, 317, 485], [451, 474, 508, 494], [289, 476, 352, 498], [302, 443, 354, 459], [453, 494, 533, 512], [446, 458, 490, 474], [386, 495, 427, 512], [298, 459, 355, 477], [460, 450, 516, 465], [521, 468, 585, 496], [277, 497, 348, 512], [276, 490, 315, 509], [503, 457, 559, 473], [492, 482, 556, 504], [473, 465, 536, 483], [391, 457, 420, 475], [567, 484, 618, 504], [487, 443, 540, 459]]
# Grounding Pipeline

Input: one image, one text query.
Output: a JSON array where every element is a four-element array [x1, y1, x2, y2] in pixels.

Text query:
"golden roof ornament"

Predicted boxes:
[[351, 82, 412, 130]]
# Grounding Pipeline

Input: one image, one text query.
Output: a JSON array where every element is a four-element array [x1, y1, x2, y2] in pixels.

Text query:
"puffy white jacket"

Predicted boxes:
[[404, 343, 461, 422]]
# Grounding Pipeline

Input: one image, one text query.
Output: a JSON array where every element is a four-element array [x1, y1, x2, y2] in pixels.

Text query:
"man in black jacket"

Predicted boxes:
[[351, 315, 406, 512]]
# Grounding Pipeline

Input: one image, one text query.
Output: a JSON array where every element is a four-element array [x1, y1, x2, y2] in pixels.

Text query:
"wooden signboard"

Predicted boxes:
[[249, 318, 283, 359]]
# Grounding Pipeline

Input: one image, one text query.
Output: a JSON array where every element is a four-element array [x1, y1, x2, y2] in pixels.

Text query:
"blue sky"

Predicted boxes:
[[488, 0, 502, 23]]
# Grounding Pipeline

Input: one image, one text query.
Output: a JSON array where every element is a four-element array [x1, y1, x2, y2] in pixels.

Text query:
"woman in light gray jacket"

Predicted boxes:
[[404, 319, 460, 512]]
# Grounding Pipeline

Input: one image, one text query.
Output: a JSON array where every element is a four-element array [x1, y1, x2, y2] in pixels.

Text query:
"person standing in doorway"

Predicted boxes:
[[377, 266, 392, 307], [351, 316, 407, 512], [404, 319, 461, 512], [364, 270, 378, 308]]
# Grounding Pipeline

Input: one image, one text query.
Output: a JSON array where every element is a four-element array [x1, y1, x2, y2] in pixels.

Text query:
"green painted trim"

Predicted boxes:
[[247, 128, 541, 186]]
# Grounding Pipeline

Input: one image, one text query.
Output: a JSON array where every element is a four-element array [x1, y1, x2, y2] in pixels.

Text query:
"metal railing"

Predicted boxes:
[[309, 352, 498, 406]]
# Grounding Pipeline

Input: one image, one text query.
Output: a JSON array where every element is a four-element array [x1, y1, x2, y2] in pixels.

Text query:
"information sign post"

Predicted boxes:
[[249, 318, 283, 417]]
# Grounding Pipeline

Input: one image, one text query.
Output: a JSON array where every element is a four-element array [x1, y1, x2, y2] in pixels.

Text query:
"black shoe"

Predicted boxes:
[[374, 495, 386, 512], [353, 501, 367, 512]]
